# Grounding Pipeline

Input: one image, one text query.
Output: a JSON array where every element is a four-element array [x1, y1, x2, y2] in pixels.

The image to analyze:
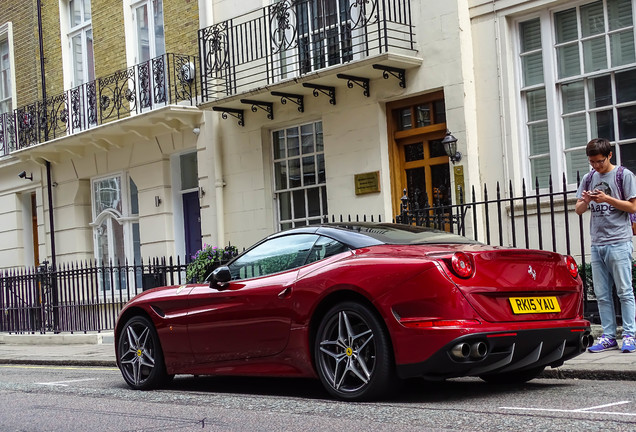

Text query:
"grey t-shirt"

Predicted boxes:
[[576, 166, 636, 245]]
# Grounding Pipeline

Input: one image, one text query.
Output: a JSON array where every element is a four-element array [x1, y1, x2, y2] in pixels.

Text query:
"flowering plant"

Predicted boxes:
[[186, 244, 239, 283]]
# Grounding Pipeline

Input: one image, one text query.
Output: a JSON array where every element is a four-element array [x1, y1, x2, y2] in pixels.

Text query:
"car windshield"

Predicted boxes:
[[327, 223, 479, 245]]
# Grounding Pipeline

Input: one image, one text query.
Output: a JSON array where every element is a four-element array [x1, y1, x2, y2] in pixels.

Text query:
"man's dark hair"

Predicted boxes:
[[586, 138, 612, 157]]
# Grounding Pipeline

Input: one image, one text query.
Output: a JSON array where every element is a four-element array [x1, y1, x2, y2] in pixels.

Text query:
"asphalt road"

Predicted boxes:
[[1, 365, 635, 431]]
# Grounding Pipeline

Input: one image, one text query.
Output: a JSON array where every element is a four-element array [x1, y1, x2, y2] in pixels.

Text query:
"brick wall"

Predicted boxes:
[[0, 0, 40, 107], [164, 0, 199, 57]]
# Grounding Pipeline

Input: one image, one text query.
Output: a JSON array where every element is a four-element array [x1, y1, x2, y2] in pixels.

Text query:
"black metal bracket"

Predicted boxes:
[[212, 107, 245, 127], [240, 99, 274, 120], [337, 74, 370, 97], [372, 64, 406, 89], [271, 91, 304, 113], [302, 83, 336, 105]]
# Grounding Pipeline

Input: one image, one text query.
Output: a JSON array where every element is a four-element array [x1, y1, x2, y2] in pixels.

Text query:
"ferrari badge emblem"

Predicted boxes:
[[528, 265, 536, 280]]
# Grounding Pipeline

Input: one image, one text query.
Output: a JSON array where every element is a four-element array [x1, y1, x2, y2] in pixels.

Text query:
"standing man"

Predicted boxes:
[[576, 138, 636, 353]]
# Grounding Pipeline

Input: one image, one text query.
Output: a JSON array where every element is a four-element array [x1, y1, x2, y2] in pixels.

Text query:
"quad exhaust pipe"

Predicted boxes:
[[451, 341, 488, 360]]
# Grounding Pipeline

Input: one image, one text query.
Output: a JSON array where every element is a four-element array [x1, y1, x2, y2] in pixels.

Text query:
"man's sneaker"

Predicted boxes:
[[588, 335, 618, 353], [622, 335, 636, 353]]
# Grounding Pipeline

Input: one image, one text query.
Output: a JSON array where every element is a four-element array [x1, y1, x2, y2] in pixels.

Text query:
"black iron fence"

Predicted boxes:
[[0, 257, 192, 334], [0, 53, 198, 156], [199, 0, 415, 100]]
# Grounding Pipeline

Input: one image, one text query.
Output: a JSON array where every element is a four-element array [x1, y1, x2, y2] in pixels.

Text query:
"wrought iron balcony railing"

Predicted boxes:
[[198, 0, 415, 101], [0, 53, 198, 156]]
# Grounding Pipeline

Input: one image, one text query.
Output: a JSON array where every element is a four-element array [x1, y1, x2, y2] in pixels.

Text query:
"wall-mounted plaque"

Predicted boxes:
[[354, 171, 381, 195]]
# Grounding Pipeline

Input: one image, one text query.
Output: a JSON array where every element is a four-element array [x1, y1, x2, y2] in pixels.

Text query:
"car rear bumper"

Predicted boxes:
[[396, 324, 591, 380]]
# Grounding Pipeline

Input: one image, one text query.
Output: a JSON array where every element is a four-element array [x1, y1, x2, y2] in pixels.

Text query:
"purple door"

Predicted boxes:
[[183, 191, 202, 260]]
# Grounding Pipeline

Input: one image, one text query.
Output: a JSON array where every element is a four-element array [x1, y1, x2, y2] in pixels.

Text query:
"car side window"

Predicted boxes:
[[228, 234, 318, 280], [305, 236, 350, 265]]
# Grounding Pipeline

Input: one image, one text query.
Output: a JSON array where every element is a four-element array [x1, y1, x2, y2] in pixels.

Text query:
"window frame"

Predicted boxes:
[[515, 0, 636, 189], [0, 22, 16, 115], [271, 120, 328, 231], [67, 0, 95, 87]]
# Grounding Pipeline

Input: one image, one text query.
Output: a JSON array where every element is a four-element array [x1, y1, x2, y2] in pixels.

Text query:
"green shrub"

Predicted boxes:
[[186, 244, 239, 283]]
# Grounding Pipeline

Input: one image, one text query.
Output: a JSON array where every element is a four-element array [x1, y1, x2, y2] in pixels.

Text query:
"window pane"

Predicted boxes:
[[307, 187, 320, 216], [302, 156, 316, 186], [404, 143, 424, 162], [229, 234, 318, 279], [557, 44, 580, 78], [287, 127, 299, 156], [563, 114, 587, 149], [616, 69, 636, 104], [555, 9, 578, 43], [86, 29, 95, 82], [529, 123, 549, 155], [301, 124, 314, 154], [610, 31, 636, 67], [580, 1, 605, 37], [129, 178, 139, 215], [607, 0, 633, 31], [531, 157, 551, 188], [293, 189, 306, 218], [275, 161, 287, 190], [561, 82, 584, 114], [619, 142, 636, 174], [520, 18, 542, 51], [315, 122, 323, 151], [591, 110, 615, 140], [588, 75, 612, 107], [527, 89, 547, 120], [279, 191, 291, 220], [72, 34, 84, 85], [317, 153, 325, 183], [94, 176, 122, 215], [273, 130, 285, 159], [153, 0, 165, 56], [180, 152, 198, 190], [566, 150, 590, 184], [522, 52, 544, 86], [289, 158, 301, 188], [583, 37, 607, 73], [70, 0, 82, 27], [136, 5, 150, 62], [415, 104, 431, 127], [399, 108, 412, 130], [618, 106, 636, 139], [433, 100, 446, 124]]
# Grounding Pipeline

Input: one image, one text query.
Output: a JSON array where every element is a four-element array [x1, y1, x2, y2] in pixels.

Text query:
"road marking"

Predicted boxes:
[[0, 365, 118, 371], [501, 400, 632, 415], [36, 378, 99, 387]]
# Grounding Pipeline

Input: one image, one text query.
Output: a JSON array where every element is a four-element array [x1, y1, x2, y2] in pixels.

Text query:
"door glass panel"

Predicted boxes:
[[406, 167, 427, 209], [180, 152, 198, 190], [430, 164, 451, 206], [404, 143, 424, 162], [429, 139, 447, 158], [415, 104, 431, 127]]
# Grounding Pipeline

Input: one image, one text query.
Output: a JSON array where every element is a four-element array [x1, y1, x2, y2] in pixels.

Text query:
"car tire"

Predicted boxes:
[[117, 315, 168, 390], [314, 301, 394, 401], [479, 366, 545, 384]]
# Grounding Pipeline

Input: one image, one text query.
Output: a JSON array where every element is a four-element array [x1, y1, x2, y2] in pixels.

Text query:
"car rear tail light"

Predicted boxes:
[[401, 318, 481, 328], [565, 255, 578, 279], [451, 252, 474, 278]]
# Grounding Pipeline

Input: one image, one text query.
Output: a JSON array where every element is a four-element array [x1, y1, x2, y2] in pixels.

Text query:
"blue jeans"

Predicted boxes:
[[591, 241, 636, 338]]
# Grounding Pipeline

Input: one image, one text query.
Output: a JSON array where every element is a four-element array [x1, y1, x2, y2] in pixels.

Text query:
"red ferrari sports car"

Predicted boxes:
[[115, 222, 591, 400]]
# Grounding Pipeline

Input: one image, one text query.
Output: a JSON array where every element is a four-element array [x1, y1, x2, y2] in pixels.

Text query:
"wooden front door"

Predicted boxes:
[[388, 92, 451, 217]]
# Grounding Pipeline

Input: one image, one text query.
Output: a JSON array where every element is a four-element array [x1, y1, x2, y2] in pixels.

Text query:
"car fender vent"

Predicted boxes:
[[150, 305, 165, 318]]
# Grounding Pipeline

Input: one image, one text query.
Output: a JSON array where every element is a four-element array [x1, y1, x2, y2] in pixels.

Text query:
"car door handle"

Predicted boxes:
[[278, 286, 292, 299]]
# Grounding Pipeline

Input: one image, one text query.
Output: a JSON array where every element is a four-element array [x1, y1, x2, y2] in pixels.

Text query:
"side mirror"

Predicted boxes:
[[210, 266, 231, 290]]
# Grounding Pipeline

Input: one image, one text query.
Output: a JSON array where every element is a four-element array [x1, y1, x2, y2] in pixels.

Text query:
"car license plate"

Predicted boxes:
[[509, 296, 561, 314]]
